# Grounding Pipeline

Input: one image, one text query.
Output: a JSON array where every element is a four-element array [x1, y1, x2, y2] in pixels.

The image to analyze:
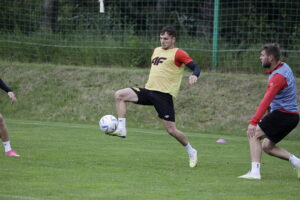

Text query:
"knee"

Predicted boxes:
[[262, 142, 273, 154], [248, 129, 264, 142], [248, 134, 261, 142], [114, 90, 125, 101], [166, 126, 176, 137]]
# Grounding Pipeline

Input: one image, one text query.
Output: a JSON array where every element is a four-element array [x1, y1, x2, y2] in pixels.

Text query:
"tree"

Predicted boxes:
[[43, 0, 59, 32]]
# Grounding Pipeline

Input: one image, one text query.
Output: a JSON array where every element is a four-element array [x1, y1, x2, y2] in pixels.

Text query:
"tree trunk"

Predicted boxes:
[[43, 0, 59, 32]]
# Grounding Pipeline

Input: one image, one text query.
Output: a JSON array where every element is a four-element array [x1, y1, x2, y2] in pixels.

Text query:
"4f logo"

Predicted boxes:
[[152, 57, 167, 65]]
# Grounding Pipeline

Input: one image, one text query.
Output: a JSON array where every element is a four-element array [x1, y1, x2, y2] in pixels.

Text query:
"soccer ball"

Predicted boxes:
[[99, 115, 118, 134]]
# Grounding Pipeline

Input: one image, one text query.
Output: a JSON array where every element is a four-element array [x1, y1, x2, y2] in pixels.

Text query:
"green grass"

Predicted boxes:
[[0, 119, 299, 200]]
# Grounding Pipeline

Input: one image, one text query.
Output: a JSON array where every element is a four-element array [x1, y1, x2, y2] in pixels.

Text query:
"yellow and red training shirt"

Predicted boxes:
[[145, 47, 192, 98]]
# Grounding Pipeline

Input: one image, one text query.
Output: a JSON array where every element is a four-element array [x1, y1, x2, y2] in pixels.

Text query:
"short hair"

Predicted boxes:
[[260, 43, 281, 61], [160, 26, 176, 37]]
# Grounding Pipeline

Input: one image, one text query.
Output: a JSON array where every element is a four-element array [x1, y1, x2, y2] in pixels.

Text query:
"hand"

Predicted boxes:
[[7, 92, 17, 104], [189, 75, 198, 85], [247, 124, 257, 139]]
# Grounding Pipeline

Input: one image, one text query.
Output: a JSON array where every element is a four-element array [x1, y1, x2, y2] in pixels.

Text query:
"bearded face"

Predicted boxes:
[[260, 50, 272, 68], [262, 60, 271, 68]]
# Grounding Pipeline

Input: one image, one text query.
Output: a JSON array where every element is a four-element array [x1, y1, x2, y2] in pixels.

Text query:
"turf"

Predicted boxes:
[[0, 119, 299, 200]]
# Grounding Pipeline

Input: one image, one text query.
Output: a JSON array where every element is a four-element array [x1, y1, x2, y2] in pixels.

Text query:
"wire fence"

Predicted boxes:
[[0, 0, 300, 74]]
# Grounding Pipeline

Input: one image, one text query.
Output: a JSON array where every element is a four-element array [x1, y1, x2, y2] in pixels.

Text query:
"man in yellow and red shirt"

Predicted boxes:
[[114, 26, 200, 168], [239, 43, 300, 180]]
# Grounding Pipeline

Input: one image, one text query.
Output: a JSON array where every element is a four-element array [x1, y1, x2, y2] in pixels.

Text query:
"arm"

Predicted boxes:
[[186, 61, 201, 84], [175, 49, 201, 84], [186, 61, 201, 77], [0, 79, 12, 93], [0, 79, 17, 104], [250, 74, 287, 126]]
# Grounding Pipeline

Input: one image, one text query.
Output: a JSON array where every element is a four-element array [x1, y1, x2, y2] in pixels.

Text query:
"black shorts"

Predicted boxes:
[[131, 87, 175, 122], [259, 110, 299, 143]]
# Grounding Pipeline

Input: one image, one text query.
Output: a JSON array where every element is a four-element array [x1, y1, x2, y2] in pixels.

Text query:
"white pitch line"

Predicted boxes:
[[10, 121, 92, 129], [8, 120, 164, 135], [0, 194, 55, 200], [8, 120, 225, 139]]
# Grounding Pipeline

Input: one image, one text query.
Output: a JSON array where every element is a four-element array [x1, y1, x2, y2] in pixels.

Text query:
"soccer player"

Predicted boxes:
[[113, 26, 200, 168], [0, 79, 19, 157], [239, 43, 300, 180]]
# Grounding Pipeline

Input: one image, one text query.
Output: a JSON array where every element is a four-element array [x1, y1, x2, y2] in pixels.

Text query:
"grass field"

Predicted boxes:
[[0, 119, 299, 200]]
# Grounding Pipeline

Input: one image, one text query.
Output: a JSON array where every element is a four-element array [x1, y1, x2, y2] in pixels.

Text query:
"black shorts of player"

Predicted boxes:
[[259, 110, 299, 143], [131, 87, 175, 122]]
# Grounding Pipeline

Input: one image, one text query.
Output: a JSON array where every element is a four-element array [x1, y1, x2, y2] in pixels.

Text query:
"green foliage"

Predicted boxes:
[[0, 0, 43, 33], [0, 31, 153, 67], [28, 0, 300, 50], [1, 1, 300, 72], [220, 1, 300, 49]]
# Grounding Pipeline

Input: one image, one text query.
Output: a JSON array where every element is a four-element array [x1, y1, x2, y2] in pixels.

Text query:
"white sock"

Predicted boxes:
[[117, 118, 126, 131], [3, 141, 12, 152], [251, 162, 261, 174], [289, 155, 300, 168], [185, 143, 195, 155]]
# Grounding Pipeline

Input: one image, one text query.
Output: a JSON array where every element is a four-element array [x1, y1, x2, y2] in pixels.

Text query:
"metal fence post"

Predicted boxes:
[[212, 0, 220, 70]]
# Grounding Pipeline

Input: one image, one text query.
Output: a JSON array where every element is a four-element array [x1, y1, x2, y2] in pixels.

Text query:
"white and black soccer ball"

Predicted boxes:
[[99, 115, 118, 134]]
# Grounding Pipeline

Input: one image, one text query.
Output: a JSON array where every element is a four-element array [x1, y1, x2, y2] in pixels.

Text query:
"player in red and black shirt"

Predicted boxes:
[[239, 44, 300, 180], [0, 79, 19, 157]]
